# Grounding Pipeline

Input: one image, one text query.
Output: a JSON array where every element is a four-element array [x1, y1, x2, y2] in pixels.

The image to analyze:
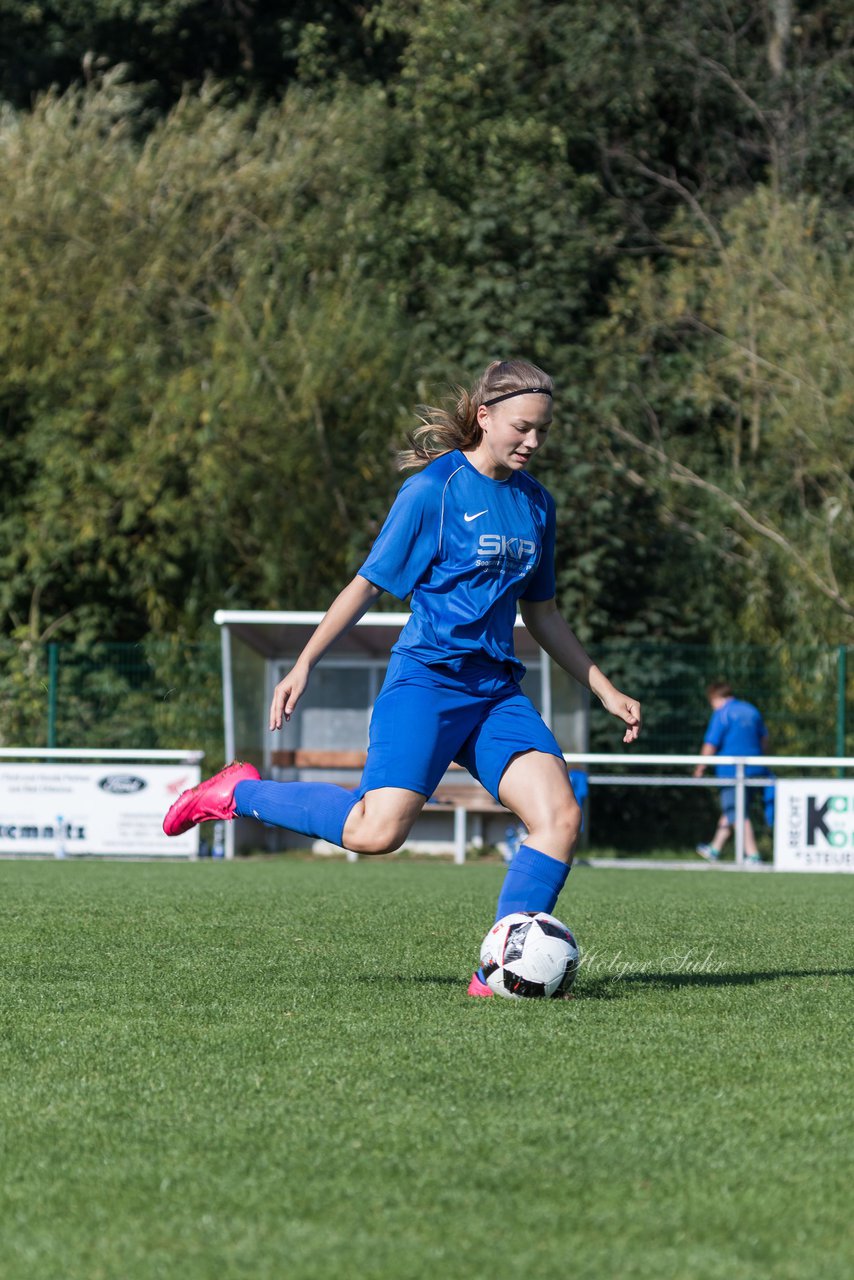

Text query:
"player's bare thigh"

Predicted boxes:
[[498, 750, 581, 864], [342, 786, 427, 855]]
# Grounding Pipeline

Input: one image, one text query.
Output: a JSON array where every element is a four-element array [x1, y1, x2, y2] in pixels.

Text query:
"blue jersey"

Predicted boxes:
[[704, 698, 768, 777], [358, 449, 556, 675]]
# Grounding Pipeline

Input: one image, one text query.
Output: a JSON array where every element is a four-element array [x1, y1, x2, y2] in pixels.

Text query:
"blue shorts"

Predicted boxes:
[[356, 652, 564, 802], [719, 788, 738, 823], [719, 774, 773, 824]]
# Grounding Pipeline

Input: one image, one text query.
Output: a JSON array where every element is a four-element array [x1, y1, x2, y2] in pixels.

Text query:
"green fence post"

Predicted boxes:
[[838, 645, 847, 760], [47, 643, 58, 748]]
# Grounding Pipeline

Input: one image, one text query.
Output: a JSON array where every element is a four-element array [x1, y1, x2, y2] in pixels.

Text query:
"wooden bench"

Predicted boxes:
[[428, 782, 511, 864], [271, 749, 367, 769], [268, 750, 510, 861]]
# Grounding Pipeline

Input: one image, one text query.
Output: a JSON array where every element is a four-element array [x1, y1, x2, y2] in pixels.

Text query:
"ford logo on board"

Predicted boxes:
[[98, 775, 147, 794]]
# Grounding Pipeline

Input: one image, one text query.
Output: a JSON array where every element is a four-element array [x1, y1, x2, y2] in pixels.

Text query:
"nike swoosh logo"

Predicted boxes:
[[464, 510, 488, 522]]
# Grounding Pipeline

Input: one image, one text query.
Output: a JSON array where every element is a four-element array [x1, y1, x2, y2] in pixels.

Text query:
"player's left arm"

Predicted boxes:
[[520, 598, 642, 744]]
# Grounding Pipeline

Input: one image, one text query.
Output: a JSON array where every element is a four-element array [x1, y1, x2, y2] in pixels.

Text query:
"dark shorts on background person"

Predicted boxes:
[[356, 652, 564, 802]]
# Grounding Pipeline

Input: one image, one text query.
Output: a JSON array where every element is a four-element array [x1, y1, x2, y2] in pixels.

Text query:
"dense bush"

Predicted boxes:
[[1, 2, 851, 757]]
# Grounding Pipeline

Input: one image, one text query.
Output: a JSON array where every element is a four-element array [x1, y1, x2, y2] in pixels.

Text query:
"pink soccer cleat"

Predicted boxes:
[[467, 972, 494, 998], [163, 760, 260, 836]]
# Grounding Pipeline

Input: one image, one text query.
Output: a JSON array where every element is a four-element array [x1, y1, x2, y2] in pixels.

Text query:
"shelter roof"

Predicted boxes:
[[213, 609, 543, 660]]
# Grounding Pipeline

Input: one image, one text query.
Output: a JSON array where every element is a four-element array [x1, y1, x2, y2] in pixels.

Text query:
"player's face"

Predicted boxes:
[[473, 394, 552, 479]]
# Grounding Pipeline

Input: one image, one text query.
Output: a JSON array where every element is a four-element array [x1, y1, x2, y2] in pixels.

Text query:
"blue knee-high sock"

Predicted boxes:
[[233, 779, 359, 847], [493, 843, 571, 922], [477, 844, 572, 983]]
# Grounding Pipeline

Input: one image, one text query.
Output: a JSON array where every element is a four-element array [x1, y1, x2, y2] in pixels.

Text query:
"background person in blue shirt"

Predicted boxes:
[[694, 680, 770, 864], [164, 359, 642, 994]]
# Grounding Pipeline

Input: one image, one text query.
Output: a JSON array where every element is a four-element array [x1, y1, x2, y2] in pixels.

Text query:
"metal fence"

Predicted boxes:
[[592, 640, 850, 756], [571, 751, 854, 866], [2, 638, 849, 755], [584, 641, 851, 851], [1, 637, 850, 855], [0, 637, 223, 765]]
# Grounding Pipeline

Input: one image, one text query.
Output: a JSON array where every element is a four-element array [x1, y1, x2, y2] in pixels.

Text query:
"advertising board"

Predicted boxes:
[[0, 763, 200, 857], [773, 779, 854, 872]]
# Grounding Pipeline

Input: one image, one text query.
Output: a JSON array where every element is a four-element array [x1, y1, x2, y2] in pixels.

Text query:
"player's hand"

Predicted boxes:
[[600, 689, 642, 744], [269, 665, 309, 730]]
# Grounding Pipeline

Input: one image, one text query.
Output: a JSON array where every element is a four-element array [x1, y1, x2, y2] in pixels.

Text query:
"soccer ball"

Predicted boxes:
[[480, 911, 580, 1000]]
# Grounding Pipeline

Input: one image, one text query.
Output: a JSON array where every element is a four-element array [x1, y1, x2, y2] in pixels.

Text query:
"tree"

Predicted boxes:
[[0, 1, 400, 109], [594, 187, 854, 643], [0, 78, 412, 646]]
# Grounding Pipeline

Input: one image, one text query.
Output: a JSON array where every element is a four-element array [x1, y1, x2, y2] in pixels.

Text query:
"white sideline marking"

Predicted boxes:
[[578, 858, 773, 872]]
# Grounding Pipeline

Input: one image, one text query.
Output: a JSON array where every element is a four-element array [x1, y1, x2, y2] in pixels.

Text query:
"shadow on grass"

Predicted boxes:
[[357, 974, 462, 987], [355, 968, 854, 999], [408, 974, 461, 987], [579, 967, 854, 1000]]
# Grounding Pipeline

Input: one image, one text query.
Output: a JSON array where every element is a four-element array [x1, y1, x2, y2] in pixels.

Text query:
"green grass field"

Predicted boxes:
[[1, 858, 851, 1280]]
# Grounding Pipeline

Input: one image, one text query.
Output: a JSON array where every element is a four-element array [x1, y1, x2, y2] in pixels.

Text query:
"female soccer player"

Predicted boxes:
[[164, 359, 642, 995]]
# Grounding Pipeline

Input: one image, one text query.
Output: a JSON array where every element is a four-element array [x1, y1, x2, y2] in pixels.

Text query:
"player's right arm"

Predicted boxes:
[[693, 742, 717, 778], [268, 575, 383, 729]]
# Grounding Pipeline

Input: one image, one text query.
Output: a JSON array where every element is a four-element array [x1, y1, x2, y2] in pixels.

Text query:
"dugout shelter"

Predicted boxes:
[[215, 609, 589, 859]]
